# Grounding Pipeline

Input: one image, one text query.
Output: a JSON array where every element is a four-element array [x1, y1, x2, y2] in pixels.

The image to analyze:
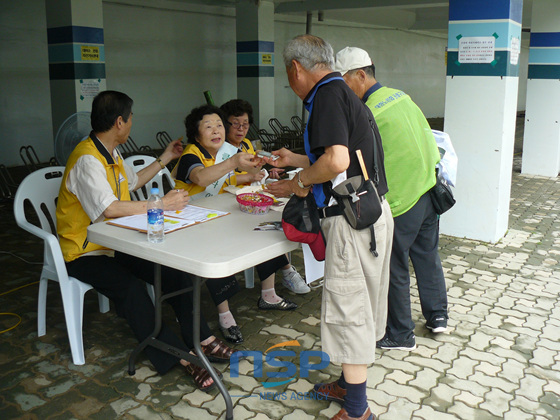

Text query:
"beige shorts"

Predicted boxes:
[[320, 199, 393, 364]]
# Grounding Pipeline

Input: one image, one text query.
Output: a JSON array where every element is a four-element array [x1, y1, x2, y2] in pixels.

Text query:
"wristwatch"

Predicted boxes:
[[297, 171, 311, 189]]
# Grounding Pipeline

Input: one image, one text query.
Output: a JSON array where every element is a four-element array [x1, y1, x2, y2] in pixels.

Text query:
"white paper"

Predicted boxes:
[[165, 204, 228, 223], [109, 214, 194, 233], [510, 36, 520, 65], [108, 204, 228, 233], [302, 243, 325, 284], [458, 37, 495, 64]]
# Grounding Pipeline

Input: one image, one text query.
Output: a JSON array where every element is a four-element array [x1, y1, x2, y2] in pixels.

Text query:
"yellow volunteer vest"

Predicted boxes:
[[173, 142, 237, 195], [56, 135, 131, 262]]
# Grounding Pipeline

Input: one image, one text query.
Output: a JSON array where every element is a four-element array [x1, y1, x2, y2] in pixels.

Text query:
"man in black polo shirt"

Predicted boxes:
[[266, 34, 393, 420]]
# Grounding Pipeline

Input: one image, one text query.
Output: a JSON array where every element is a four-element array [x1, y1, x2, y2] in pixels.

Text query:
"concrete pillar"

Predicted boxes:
[[442, 0, 522, 243], [235, 0, 275, 129], [46, 0, 106, 138], [521, 0, 560, 177]]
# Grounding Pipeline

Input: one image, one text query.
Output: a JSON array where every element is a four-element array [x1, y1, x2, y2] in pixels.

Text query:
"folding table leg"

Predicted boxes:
[[192, 276, 233, 420]]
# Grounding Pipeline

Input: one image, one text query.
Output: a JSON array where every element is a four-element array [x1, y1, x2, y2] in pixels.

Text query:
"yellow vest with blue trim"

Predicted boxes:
[[173, 142, 237, 195], [56, 135, 131, 262]]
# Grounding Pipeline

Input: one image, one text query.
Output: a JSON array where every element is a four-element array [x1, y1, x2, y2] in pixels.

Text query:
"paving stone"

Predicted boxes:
[[480, 387, 514, 417], [441, 375, 490, 398], [497, 359, 526, 384], [401, 355, 448, 372], [13, 390, 47, 411], [510, 395, 560, 419], [365, 365, 390, 391], [530, 346, 556, 369], [183, 388, 215, 407], [216, 403, 255, 420], [379, 396, 421, 420], [474, 361, 501, 376], [503, 406, 541, 420], [460, 348, 505, 365], [423, 383, 460, 411], [543, 380, 560, 395], [127, 404, 173, 419], [468, 372, 518, 393], [283, 408, 316, 420], [319, 403, 342, 419], [168, 401, 216, 419], [238, 392, 294, 419], [376, 379, 425, 404], [413, 405, 461, 419], [374, 356, 423, 374], [447, 401, 503, 420], [109, 397, 142, 417], [516, 374, 547, 401], [385, 370, 414, 385], [408, 367, 440, 392], [453, 390, 484, 407]]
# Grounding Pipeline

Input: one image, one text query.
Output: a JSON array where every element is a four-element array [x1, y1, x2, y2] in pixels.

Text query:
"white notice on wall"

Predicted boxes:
[[510, 36, 520, 65], [458, 37, 495, 64], [80, 79, 101, 98]]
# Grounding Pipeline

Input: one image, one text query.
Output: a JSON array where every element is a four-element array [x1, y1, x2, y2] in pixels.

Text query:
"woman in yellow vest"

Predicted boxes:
[[173, 104, 299, 344], [220, 100, 310, 289]]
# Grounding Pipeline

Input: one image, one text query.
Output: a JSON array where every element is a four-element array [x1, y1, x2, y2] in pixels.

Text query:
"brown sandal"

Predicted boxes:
[[201, 337, 235, 363], [184, 362, 221, 392]]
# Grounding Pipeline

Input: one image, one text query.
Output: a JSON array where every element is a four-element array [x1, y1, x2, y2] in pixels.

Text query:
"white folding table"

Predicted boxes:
[[87, 193, 298, 420]]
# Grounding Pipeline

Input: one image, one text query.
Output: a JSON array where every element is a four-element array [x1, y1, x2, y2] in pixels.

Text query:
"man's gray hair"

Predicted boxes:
[[283, 34, 334, 72]]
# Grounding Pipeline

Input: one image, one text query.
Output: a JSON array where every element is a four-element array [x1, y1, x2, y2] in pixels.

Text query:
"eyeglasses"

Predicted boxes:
[[229, 122, 250, 130]]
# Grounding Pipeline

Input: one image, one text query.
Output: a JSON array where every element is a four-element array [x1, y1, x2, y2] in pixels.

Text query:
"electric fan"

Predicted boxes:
[[54, 112, 91, 165]]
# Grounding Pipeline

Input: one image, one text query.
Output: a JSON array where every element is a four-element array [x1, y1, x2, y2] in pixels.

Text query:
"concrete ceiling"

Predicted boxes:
[[173, 0, 534, 32]]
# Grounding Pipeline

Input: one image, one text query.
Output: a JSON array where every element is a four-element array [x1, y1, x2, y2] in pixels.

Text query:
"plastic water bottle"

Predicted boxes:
[[147, 187, 164, 243]]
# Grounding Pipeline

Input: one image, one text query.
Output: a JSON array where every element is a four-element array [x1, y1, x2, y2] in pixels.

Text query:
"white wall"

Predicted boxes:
[[0, 1, 529, 167], [274, 18, 449, 122], [102, 2, 237, 148], [0, 1, 53, 167]]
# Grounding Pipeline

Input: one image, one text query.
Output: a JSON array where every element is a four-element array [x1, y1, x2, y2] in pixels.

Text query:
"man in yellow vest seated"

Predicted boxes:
[[55, 90, 235, 392]]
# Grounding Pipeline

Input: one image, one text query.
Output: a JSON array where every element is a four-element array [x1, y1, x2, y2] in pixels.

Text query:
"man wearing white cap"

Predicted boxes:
[[334, 47, 448, 351]]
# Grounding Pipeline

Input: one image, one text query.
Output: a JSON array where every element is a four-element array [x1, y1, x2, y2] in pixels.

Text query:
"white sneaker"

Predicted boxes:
[[282, 266, 311, 294]]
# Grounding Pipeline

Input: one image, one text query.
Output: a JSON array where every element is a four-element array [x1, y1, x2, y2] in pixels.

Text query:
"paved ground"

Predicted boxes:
[[2, 148, 560, 419]]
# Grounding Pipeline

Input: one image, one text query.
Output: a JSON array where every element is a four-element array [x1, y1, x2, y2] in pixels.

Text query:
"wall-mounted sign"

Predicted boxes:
[[510, 37, 520, 65], [80, 79, 101, 99], [262, 54, 272, 65], [81, 46, 100, 61], [458, 37, 495, 64]]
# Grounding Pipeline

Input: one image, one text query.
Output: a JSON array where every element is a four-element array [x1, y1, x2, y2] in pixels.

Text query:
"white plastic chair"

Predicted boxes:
[[124, 155, 257, 288], [124, 155, 175, 200], [13, 167, 110, 365]]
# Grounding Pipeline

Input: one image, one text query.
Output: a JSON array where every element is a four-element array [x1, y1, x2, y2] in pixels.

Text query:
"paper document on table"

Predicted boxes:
[[165, 205, 229, 224], [107, 205, 229, 233], [107, 214, 195, 233]]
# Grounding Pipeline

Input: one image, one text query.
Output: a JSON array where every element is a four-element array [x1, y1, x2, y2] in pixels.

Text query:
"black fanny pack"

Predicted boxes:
[[331, 175, 382, 230], [329, 144, 384, 257], [429, 168, 456, 215]]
